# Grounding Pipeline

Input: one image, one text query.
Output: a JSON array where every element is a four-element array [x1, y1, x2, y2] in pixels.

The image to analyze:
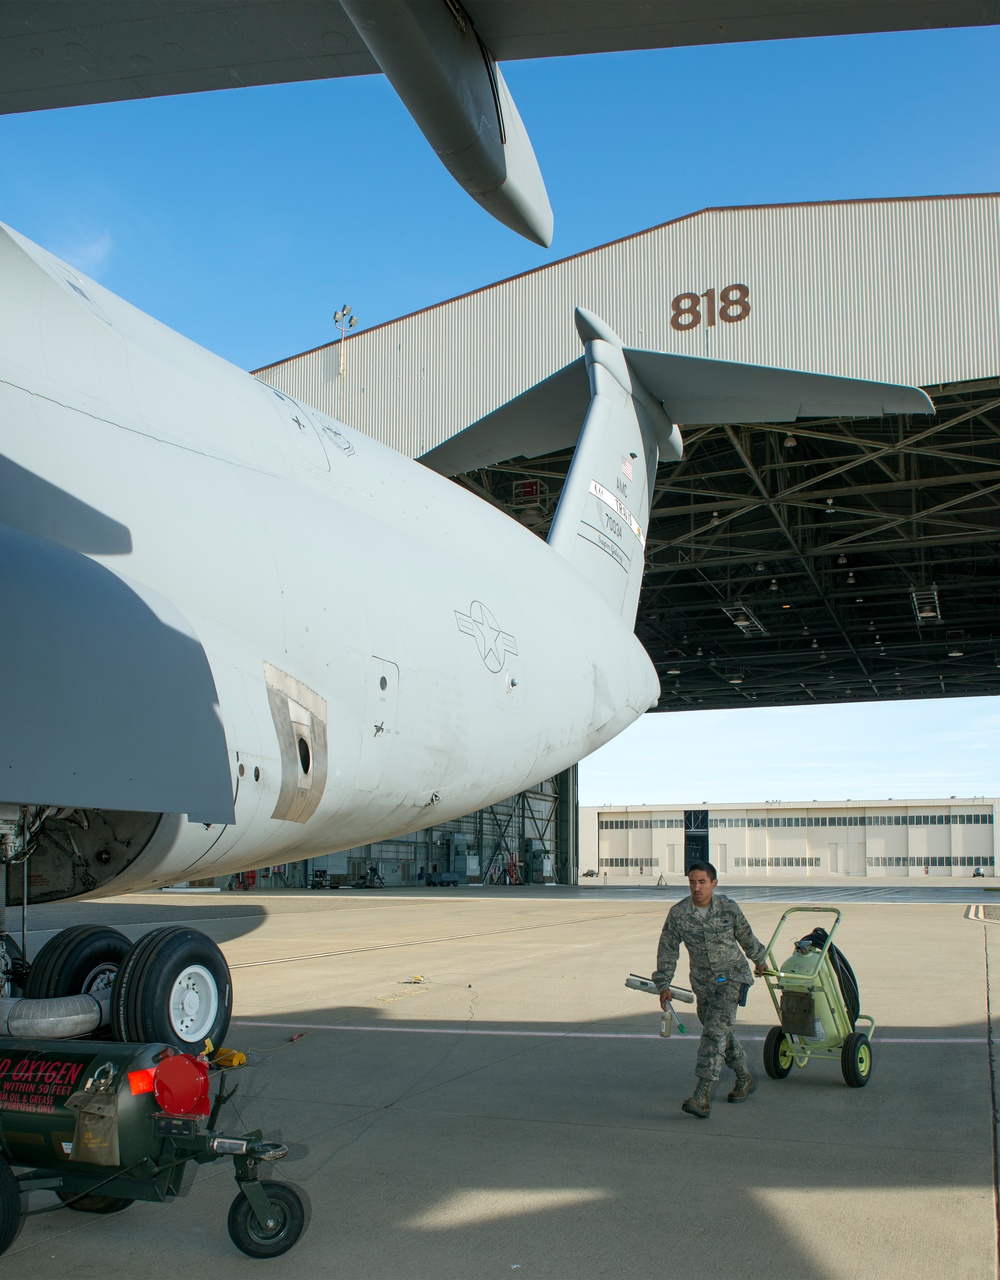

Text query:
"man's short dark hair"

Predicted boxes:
[[687, 860, 718, 881]]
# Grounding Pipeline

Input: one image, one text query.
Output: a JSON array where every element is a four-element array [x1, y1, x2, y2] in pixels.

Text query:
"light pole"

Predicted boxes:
[[334, 304, 358, 376]]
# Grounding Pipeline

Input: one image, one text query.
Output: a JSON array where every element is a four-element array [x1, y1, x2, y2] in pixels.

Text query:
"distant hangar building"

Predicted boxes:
[[254, 194, 1000, 886], [580, 798, 997, 883]]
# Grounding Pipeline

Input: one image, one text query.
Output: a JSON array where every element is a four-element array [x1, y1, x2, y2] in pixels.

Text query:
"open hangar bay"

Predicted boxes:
[[258, 192, 1000, 714]]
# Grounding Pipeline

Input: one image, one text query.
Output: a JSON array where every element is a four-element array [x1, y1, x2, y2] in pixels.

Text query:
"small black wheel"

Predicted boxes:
[[26, 925, 131, 999], [56, 1190, 133, 1214], [841, 1031, 873, 1088], [111, 927, 231, 1051], [0, 1159, 22, 1256], [763, 1026, 794, 1079], [227, 1182, 305, 1259]]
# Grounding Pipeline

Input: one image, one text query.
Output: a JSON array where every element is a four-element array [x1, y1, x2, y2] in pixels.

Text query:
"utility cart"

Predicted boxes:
[[760, 906, 875, 1088]]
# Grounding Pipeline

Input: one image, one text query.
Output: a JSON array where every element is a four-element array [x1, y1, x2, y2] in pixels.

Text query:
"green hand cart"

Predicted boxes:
[[760, 906, 875, 1088]]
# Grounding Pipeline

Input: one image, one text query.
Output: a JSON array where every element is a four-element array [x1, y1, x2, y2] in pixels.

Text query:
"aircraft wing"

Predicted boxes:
[[0, 2, 992, 114], [1, 2, 995, 245]]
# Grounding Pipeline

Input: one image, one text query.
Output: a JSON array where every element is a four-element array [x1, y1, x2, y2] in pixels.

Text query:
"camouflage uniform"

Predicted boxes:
[[653, 894, 766, 1083]]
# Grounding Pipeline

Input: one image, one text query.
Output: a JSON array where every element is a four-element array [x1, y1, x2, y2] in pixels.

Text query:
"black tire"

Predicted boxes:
[[0, 1159, 22, 1256], [763, 1026, 794, 1079], [111, 927, 231, 1051], [26, 926, 130, 999], [227, 1182, 305, 1259], [56, 1190, 133, 1215], [841, 1031, 873, 1088]]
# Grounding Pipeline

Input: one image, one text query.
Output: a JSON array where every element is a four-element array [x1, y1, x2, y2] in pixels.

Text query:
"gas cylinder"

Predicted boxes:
[[777, 949, 841, 1047], [0, 1038, 207, 1185]]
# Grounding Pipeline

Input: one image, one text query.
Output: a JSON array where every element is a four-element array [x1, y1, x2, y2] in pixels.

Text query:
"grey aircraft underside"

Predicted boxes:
[[0, 1, 952, 1043]]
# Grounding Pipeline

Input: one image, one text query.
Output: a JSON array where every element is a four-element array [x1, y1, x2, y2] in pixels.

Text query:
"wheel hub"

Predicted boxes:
[[168, 963, 219, 1041]]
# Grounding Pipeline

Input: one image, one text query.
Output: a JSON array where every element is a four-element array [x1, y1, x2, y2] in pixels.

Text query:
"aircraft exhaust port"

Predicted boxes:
[[0, 1039, 304, 1259]]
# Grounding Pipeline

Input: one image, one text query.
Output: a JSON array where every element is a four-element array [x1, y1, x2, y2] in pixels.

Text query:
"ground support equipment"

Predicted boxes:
[[760, 906, 875, 1088], [0, 1038, 305, 1258]]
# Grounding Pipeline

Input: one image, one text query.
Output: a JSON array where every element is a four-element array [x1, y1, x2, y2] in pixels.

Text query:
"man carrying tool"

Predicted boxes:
[[653, 860, 768, 1119]]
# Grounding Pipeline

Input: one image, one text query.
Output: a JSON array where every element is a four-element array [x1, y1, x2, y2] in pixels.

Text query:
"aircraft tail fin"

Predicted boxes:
[[419, 308, 934, 631], [546, 309, 678, 629]]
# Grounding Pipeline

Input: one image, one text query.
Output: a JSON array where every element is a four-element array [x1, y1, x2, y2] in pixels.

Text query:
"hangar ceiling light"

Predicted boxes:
[[911, 586, 941, 624], [722, 605, 768, 636]]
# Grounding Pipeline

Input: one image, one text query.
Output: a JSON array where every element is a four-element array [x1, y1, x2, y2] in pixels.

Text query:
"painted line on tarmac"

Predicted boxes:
[[232, 1019, 980, 1044]]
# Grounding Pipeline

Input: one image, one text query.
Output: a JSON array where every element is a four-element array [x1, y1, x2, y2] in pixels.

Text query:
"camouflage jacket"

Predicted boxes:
[[653, 894, 766, 990]]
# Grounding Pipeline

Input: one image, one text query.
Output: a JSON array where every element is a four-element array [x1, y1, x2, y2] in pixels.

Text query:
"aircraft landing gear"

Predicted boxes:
[[0, 923, 232, 1052], [111, 926, 232, 1051], [24, 924, 130, 1025]]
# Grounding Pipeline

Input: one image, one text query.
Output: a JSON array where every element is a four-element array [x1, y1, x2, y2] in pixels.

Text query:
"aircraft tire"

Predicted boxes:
[[111, 926, 232, 1051], [227, 1182, 305, 1258], [24, 925, 131, 1032], [0, 1160, 22, 1257]]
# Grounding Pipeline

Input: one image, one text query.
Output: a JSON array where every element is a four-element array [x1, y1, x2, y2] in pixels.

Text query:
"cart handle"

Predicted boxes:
[[763, 905, 842, 968]]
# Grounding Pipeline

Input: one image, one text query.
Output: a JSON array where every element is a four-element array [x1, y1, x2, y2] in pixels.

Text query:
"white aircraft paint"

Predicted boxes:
[[0, 224, 658, 899]]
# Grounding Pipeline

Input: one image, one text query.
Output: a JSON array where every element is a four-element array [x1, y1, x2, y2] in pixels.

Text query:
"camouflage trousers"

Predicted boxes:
[[692, 978, 749, 1082]]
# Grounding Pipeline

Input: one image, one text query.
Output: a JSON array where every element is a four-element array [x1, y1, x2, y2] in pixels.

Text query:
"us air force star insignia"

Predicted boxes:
[[455, 601, 518, 673]]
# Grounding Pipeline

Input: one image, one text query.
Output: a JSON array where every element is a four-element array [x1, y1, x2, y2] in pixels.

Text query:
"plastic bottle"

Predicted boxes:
[[659, 1008, 672, 1038]]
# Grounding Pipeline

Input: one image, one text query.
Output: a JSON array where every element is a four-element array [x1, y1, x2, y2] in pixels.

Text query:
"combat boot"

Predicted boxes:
[[681, 1078, 712, 1119], [727, 1066, 757, 1103]]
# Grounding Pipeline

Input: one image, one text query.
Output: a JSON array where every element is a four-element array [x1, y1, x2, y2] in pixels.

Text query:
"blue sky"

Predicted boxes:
[[1, 23, 997, 805]]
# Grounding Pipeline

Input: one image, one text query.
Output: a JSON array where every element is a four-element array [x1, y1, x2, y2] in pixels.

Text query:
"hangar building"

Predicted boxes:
[[580, 798, 997, 882], [254, 194, 1000, 885]]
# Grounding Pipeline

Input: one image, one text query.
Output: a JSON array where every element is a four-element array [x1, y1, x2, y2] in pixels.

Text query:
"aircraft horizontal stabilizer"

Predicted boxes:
[[420, 308, 935, 632], [624, 349, 935, 425], [419, 332, 933, 479]]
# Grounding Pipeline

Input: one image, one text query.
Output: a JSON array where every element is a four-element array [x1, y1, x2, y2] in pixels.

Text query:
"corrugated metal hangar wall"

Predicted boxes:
[[254, 194, 1000, 887], [257, 194, 1000, 455]]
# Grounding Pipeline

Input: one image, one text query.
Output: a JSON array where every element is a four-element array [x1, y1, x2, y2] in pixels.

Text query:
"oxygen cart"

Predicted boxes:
[[760, 906, 875, 1088]]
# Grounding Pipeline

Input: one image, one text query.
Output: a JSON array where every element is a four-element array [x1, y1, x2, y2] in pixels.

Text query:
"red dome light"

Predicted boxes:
[[153, 1052, 211, 1117]]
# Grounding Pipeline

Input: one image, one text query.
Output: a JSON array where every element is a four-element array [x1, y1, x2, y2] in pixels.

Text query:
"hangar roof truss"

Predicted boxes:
[[464, 377, 1000, 711]]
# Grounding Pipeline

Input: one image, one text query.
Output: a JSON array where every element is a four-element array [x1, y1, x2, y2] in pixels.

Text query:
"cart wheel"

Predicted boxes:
[[111, 927, 231, 1051], [0, 1159, 22, 1256], [763, 1026, 794, 1079], [26, 926, 130, 1008], [841, 1031, 873, 1088], [56, 1190, 133, 1214], [227, 1182, 305, 1259]]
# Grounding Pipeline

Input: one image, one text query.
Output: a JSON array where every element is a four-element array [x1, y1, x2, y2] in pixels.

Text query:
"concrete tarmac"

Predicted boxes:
[[3, 885, 996, 1279]]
